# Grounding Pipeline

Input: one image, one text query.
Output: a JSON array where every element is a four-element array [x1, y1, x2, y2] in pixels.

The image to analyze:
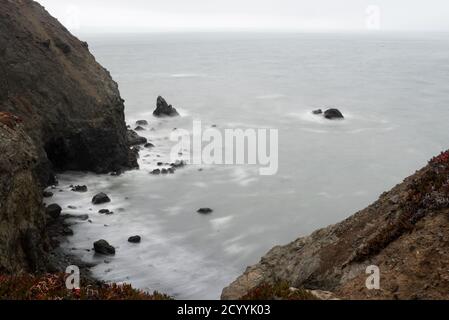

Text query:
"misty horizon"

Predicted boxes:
[[38, 0, 449, 34]]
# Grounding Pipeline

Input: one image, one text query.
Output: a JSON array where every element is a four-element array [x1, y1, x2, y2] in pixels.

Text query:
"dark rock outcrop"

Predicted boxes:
[[93, 240, 115, 255], [127, 129, 147, 146], [0, 0, 138, 185], [312, 109, 323, 115], [153, 96, 179, 117], [324, 108, 344, 119]]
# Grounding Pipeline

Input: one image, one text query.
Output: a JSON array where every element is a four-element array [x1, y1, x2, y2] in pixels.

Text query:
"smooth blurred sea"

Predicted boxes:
[[47, 32, 449, 299]]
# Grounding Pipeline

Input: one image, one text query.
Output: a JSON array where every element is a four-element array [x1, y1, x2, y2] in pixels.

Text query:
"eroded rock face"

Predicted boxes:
[[0, 123, 48, 273], [0, 0, 137, 185]]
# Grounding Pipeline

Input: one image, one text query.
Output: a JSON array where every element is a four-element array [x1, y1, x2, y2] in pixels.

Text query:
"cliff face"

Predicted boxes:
[[222, 152, 449, 300], [0, 0, 137, 185], [0, 0, 138, 273], [0, 121, 47, 274]]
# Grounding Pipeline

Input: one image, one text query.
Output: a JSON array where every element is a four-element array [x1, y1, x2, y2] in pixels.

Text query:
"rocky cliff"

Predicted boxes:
[[222, 151, 449, 300], [0, 0, 137, 273], [0, 120, 47, 274], [0, 0, 137, 185]]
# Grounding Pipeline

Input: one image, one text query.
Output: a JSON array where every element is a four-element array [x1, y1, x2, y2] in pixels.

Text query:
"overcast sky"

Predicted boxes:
[[38, 0, 449, 33]]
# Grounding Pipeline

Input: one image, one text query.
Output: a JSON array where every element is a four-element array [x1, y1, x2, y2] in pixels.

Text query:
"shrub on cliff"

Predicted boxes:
[[0, 273, 172, 300], [239, 281, 318, 300]]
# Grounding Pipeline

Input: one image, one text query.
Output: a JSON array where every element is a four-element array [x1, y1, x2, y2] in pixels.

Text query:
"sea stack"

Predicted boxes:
[[153, 96, 179, 117]]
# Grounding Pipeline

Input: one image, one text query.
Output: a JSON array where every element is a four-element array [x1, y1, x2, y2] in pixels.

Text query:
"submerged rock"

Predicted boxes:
[[136, 120, 148, 126], [171, 160, 186, 168], [98, 209, 113, 215], [93, 240, 115, 255], [62, 227, 74, 236], [324, 108, 344, 119], [312, 109, 323, 115], [144, 142, 155, 149], [153, 96, 179, 117], [197, 208, 213, 214], [46, 204, 62, 219], [92, 193, 111, 205], [150, 169, 161, 175], [128, 236, 141, 243], [43, 191, 53, 198], [71, 185, 87, 192]]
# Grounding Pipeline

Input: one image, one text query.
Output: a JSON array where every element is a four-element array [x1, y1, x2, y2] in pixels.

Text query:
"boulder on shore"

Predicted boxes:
[[92, 192, 111, 205], [153, 96, 179, 117], [93, 240, 115, 255], [46, 204, 62, 219]]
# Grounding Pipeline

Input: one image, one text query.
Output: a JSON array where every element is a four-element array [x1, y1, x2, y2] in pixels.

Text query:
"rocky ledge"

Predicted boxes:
[[222, 151, 449, 300]]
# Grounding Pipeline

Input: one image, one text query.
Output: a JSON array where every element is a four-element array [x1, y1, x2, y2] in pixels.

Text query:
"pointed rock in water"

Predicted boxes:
[[134, 126, 145, 131], [128, 236, 141, 243], [127, 129, 147, 146], [46, 204, 62, 219], [71, 185, 87, 192], [197, 208, 213, 214], [93, 240, 115, 255], [153, 96, 179, 117], [92, 192, 111, 205], [136, 120, 148, 126], [324, 108, 344, 119]]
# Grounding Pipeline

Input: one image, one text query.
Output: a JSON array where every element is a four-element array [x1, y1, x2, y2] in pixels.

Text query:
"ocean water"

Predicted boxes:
[[46, 33, 449, 299]]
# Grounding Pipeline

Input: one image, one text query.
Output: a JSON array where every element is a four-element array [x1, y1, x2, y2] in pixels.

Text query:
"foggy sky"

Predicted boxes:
[[37, 0, 449, 33]]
